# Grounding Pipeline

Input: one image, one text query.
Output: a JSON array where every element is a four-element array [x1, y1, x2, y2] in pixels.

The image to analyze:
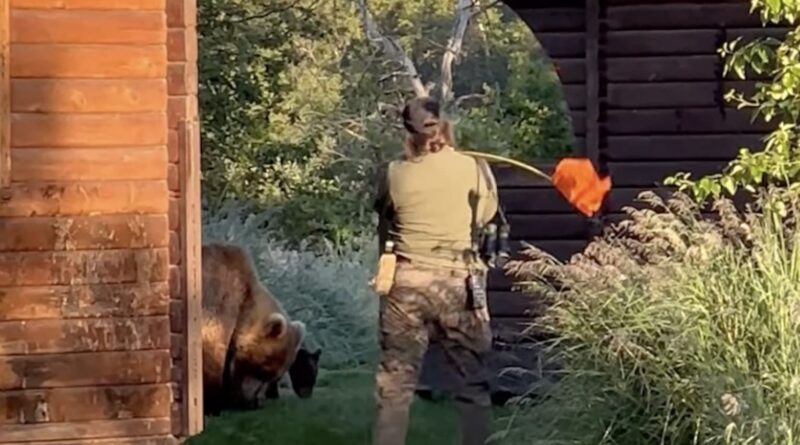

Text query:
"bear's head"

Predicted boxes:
[[235, 312, 306, 393], [289, 347, 322, 399]]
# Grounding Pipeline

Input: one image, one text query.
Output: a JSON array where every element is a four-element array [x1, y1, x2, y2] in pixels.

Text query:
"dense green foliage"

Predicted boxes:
[[198, 0, 573, 248], [504, 188, 800, 444], [667, 0, 800, 208]]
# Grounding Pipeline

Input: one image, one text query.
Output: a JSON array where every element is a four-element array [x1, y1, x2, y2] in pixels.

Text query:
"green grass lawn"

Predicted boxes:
[[188, 368, 525, 445]]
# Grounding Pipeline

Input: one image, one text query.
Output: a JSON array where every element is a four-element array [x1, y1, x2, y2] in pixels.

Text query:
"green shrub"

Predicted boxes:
[[501, 189, 800, 445], [202, 202, 380, 370]]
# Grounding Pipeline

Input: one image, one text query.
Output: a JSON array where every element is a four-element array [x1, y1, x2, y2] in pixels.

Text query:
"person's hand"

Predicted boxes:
[[475, 306, 490, 323]]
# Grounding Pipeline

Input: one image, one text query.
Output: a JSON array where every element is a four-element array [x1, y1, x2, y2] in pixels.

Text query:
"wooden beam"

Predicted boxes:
[[0, 418, 171, 443], [11, 10, 166, 44], [179, 118, 203, 435], [11, 44, 166, 78], [12, 113, 167, 148], [12, 79, 167, 113], [0, 0, 9, 188], [11, 0, 166, 9], [584, 0, 600, 164]]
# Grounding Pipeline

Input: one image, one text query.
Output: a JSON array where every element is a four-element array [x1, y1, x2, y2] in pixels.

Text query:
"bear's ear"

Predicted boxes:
[[291, 320, 307, 341], [264, 313, 288, 338], [311, 348, 321, 361]]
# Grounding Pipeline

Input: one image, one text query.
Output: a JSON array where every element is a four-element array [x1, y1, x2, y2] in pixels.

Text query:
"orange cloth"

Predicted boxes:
[[552, 158, 612, 217]]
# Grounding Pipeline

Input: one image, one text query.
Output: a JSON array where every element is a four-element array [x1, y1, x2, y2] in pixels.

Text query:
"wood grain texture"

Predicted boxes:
[[0, 248, 169, 286], [11, 0, 165, 9], [607, 81, 756, 109], [0, 181, 168, 217], [0, 282, 170, 321], [11, 149, 167, 181], [0, 418, 171, 443], [0, 214, 168, 251], [11, 113, 167, 148], [536, 32, 585, 58], [607, 160, 730, 187], [0, 350, 171, 390], [605, 28, 787, 57], [606, 3, 761, 30], [0, 0, 9, 187], [515, 7, 585, 32], [12, 79, 166, 113], [507, 214, 592, 240], [605, 134, 765, 161], [0, 384, 172, 425], [3, 436, 177, 445], [11, 10, 165, 44], [11, 44, 166, 78], [605, 108, 775, 135], [0, 316, 169, 355]]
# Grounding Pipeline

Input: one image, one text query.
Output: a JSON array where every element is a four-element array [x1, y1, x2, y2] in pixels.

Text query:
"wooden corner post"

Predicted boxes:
[[0, 0, 10, 187], [585, 0, 601, 170], [173, 0, 203, 436]]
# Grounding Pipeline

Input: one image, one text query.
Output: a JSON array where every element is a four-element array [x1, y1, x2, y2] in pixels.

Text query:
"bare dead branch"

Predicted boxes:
[[454, 92, 488, 109], [440, 0, 480, 105], [355, 0, 428, 97]]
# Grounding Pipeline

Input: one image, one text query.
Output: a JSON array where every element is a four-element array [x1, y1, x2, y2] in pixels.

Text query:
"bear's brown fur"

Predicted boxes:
[[201, 242, 306, 415]]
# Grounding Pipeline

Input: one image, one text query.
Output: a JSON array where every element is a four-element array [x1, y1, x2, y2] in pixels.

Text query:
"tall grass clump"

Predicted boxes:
[[502, 188, 800, 445], [202, 202, 380, 370]]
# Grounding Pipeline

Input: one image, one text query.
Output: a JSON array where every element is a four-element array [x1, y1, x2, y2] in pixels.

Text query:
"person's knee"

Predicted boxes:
[[375, 362, 418, 406]]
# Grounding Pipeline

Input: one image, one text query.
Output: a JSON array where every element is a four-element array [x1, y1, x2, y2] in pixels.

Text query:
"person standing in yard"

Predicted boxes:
[[371, 96, 499, 445]]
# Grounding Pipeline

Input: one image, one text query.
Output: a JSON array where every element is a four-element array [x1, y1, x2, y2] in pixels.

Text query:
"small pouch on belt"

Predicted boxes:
[[370, 241, 397, 296]]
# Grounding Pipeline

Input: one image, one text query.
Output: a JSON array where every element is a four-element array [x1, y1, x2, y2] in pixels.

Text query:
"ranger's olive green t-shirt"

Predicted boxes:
[[377, 148, 499, 270]]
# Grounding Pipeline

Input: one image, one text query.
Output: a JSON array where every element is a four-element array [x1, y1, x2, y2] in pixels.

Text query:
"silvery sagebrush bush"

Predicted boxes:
[[203, 201, 380, 370]]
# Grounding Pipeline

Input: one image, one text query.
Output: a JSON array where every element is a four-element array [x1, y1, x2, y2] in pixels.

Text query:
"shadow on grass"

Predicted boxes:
[[188, 368, 522, 445]]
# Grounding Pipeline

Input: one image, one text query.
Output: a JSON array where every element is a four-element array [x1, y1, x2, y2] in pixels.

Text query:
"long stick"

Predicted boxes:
[[460, 150, 553, 182]]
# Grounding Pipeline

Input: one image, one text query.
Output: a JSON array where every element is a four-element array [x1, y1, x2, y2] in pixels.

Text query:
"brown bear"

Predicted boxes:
[[201, 242, 306, 415]]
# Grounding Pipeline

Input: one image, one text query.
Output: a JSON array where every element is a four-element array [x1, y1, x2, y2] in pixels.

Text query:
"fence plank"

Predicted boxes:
[[0, 418, 171, 443], [604, 134, 765, 161]]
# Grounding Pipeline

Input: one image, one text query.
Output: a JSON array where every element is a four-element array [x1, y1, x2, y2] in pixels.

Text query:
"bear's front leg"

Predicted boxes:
[[265, 381, 280, 399]]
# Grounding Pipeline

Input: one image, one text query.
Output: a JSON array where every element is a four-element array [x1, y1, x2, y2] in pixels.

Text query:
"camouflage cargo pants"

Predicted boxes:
[[371, 260, 493, 445]]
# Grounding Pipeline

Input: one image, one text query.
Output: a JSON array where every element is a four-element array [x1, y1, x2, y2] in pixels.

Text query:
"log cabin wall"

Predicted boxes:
[[0, 0, 198, 442]]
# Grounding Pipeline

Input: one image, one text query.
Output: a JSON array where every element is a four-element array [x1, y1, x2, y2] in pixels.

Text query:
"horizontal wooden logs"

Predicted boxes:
[[0, 248, 169, 286], [499, 188, 572, 214], [11, 149, 167, 182], [488, 291, 542, 318], [0, 181, 168, 217], [605, 28, 788, 57], [562, 84, 585, 110], [605, 134, 765, 161], [607, 81, 756, 109], [0, 418, 171, 443], [11, 0, 165, 10], [11, 44, 166, 78], [515, 7, 585, 32], [11, 10, 165, 44], [12, 79, 167, 113], [551, 58, 585, 85], [606, 3, 762, 30], [507, 214, 592, 240], [0, 384, 172, 425], [491, 317, 538, 343], [0, 316, 169, 355], [11, 113, 167, 148], [0, 214, 168, 252], [0, 282, 170, 321], [0, 350, 171, 390], [4, 436, 177, 445], [535, 32, 585, 58], [494, 164, 554, 188], [606, 160, 729, 187], [604, 108, 775, 135], [607, 55, 721, 82]]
